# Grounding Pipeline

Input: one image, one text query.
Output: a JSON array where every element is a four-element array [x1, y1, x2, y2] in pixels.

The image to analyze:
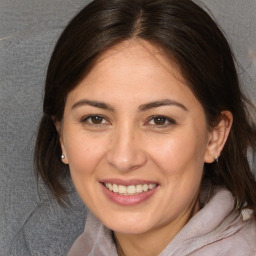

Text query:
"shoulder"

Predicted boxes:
[[237, 211, 256, 254], [192, 211, 256, 256]]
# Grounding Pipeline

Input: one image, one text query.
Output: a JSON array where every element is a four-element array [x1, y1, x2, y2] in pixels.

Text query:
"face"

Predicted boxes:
[[58, 40, 214, 236]]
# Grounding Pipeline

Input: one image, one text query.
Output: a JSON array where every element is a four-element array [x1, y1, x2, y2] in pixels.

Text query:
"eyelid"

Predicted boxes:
[[80, 114, 176, 128], [80, 114, 111, 125], [145, 115, 176, 127]]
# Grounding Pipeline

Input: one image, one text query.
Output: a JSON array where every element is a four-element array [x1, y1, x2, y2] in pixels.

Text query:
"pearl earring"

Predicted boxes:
[[61, 154, 66, 159]]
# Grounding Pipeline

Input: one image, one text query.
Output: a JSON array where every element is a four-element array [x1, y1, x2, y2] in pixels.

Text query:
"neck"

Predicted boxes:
[[114, 200, 200, 256]]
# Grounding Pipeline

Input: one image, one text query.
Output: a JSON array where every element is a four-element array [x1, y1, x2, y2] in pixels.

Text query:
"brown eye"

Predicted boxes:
[[82, 115, 108, 125], [147, 115, 176, 127], [153, 117, 167, 125], [90, 116, 104, 124]]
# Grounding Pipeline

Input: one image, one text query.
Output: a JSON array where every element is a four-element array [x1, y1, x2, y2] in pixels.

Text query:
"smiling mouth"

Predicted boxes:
[[103, 183, 157, 196]]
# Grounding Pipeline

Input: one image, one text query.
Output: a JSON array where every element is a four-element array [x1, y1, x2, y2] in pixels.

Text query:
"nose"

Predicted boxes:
[[106, 125, 147, 172]]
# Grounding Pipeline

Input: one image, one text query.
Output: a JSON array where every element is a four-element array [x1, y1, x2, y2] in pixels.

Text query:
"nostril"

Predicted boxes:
[[106, 132, 147, 172]]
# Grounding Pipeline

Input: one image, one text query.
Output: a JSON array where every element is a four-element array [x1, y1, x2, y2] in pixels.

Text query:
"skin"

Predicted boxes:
[[57, 40, 232, 256]]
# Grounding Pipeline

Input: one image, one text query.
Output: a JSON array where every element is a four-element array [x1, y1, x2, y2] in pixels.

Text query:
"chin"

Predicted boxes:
[[101, 212, 155, 235]]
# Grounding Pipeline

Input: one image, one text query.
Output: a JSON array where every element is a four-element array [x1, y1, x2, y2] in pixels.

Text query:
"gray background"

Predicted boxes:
[[0, 0, 255, 255]]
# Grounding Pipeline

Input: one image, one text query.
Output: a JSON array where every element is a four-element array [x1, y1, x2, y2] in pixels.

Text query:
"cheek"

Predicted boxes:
[[63, 131, 107, 176], [149, 131, 206, 175], [64, 134, 108, 206]]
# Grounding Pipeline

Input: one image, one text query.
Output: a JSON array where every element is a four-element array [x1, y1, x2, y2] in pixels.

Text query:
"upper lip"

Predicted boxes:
[[100, 179, 158, 186]]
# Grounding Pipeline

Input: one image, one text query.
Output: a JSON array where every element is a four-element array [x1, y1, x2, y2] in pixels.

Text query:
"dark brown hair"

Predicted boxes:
[[35, 0, 256, 216]]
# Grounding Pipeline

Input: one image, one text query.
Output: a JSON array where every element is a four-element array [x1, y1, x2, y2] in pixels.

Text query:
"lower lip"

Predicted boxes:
[[101, 183, 158, 206]]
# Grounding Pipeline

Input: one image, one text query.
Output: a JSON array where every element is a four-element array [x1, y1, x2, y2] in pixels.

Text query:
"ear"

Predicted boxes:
[[54, 119, 69, 165], [204, 111, 233, 163]]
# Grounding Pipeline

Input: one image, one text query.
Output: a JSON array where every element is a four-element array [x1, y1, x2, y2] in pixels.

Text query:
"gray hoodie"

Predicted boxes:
[[68, 186, 256, 256]]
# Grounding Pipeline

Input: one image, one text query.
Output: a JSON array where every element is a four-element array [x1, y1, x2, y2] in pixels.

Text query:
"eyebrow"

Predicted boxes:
[[139, 99, 188, 112], [71, 99, 115, 111], [71, 98, 187, 112]]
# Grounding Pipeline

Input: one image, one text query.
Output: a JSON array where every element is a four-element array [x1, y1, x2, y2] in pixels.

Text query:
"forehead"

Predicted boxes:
[[65, 40, 201, 112], [95, 40, 185, 83]]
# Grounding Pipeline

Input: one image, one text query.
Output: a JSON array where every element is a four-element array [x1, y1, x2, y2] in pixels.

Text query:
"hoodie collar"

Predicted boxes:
[[68, 185, 243, 256]]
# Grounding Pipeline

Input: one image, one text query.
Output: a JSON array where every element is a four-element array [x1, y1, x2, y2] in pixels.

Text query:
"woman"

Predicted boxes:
[[34, 0, 256, 255]]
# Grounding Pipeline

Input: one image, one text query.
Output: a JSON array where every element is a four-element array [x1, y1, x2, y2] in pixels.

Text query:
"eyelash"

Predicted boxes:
[[81, 115, 111, 126], [146, 115, 176, 128], [80, 115, 176, 128]]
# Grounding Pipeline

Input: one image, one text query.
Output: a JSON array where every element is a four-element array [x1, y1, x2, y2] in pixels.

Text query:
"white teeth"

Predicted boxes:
[[127, 185, 136, 195], [148, 184, 155, 190], [104, 183, 157, 195], [136, 184, 143, 193], [143, 184, 149, 192], [118, 185, 126, 194], [113, 184, 118, 193], [106, 183, 113, 191]]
